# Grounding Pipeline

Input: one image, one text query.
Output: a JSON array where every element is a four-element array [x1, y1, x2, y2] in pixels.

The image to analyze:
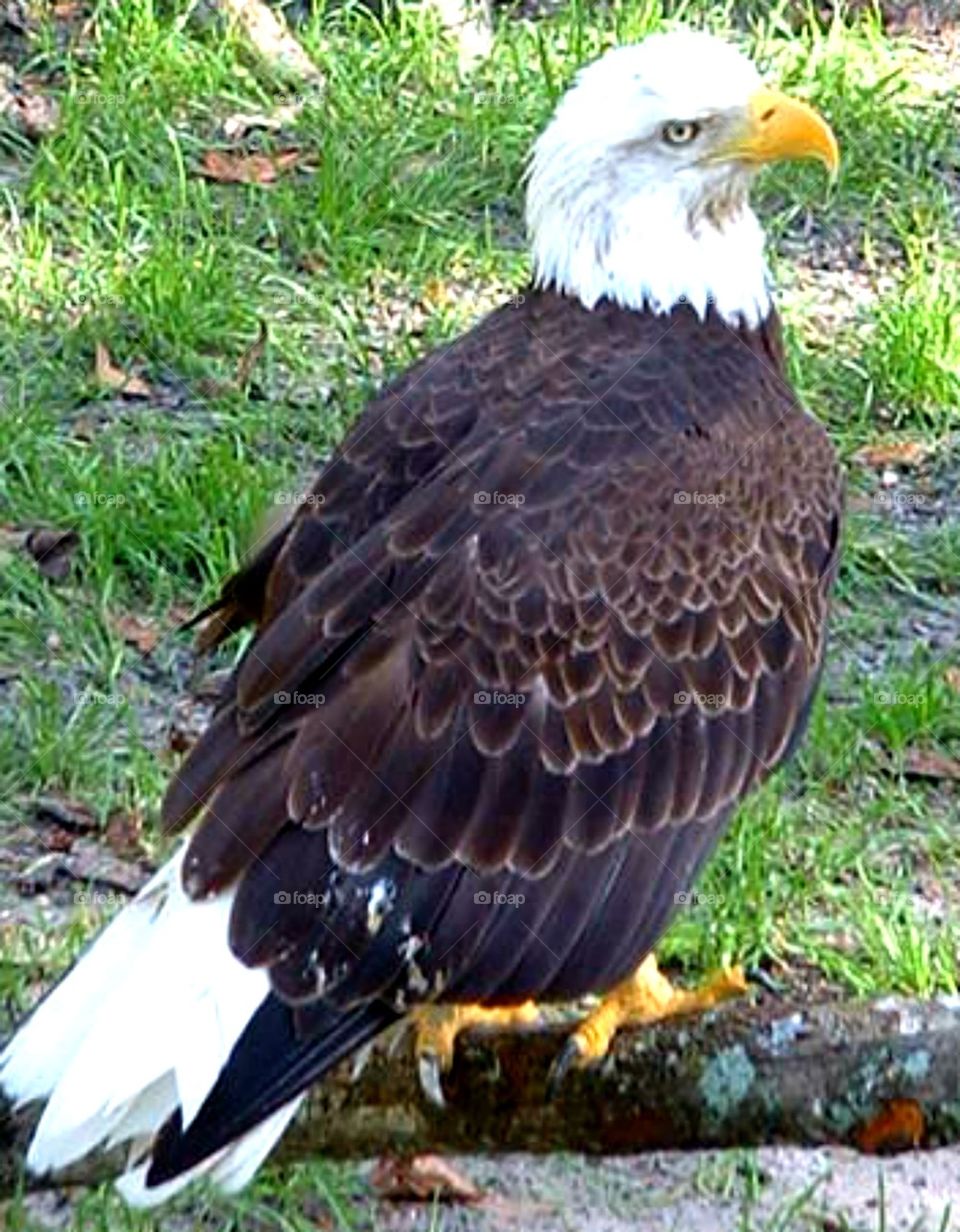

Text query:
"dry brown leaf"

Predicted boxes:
[[199, 148, 301, 185], [24, 527, 80, 581], [45, 825, 75, 853], [944, 667, 960, 694], [94, 341, 153, 398], [104, 809, 145, 859], [0, 70, 60, 139], [1, 525, 80, 581], [370, 1155, 484, 1204], [856, 1098, 925, 1153], [902, 748, 960, 782], [369, 1155, 551, 1222], [110, 611, 161, 654], [195, 323, 267, 397], [853, 440, 934, 469], [11, 89, 59, 138]]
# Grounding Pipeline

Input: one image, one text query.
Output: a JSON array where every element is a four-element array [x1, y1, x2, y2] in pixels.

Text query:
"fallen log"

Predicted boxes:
[[3, 993, 960, 1197]]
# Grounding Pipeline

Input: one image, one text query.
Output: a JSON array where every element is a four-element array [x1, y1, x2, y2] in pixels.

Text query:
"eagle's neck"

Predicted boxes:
[[526, 161, 773, 331]]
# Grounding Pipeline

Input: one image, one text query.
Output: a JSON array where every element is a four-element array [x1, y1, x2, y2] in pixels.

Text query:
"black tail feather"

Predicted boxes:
[[146, 994, 398, 1188]]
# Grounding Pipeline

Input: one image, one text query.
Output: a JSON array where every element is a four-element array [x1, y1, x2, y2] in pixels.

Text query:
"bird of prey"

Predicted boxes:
[[1, 28, 843, 1205]]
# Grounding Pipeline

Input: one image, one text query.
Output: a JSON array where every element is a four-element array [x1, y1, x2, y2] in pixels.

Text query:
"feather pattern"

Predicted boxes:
[[159, 291, 840, 1042]]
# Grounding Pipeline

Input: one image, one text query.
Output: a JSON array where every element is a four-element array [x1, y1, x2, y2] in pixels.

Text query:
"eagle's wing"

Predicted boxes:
[[165, 295, 841, 1010]]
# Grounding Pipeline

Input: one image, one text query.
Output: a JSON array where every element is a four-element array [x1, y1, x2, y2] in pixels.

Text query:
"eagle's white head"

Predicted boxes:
[[526, 30, 838, 328]]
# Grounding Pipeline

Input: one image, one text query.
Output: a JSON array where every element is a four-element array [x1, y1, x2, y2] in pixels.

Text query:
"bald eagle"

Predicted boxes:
[[1, 29, 843, 1205]]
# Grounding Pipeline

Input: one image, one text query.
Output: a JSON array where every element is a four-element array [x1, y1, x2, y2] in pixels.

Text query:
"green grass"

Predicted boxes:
[[861, 249, 960, 427], [0, 0, 958, 1228]]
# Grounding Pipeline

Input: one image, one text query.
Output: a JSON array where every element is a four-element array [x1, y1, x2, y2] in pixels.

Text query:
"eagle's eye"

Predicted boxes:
[[662, 120, 701, 145]]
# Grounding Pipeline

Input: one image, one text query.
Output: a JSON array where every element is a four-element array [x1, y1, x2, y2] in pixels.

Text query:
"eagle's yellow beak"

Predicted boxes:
[[721, 87, 839, 175]]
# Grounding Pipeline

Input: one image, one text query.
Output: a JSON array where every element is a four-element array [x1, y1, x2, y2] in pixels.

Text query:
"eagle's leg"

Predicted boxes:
[[550, 953, 747, 1086], [412, 1002, 540, 1106]]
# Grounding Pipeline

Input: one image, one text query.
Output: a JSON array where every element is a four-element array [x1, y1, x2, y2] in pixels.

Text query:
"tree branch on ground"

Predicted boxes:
[[2, 994, 959, 1196]]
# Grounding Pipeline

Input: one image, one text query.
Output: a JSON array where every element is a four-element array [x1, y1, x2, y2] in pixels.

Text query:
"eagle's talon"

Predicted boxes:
[[417, 1050, 448, 1108], [546, 1036, 584, 1097], [549, 955, 749, 1093], [411, 1001, 541, 1107]]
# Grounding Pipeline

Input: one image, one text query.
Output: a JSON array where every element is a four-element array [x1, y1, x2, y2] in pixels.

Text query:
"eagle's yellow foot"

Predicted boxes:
[[412, 1002, 540, 1107], [549, 954, 747, 1091]]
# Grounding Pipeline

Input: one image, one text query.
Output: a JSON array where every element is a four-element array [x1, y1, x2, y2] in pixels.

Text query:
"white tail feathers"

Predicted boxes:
[[114, 1094, 305, 1207], [0, 844, 291, 1205]]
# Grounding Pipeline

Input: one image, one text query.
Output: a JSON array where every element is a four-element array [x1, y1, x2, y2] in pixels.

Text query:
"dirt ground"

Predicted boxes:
[[14, 1144, 960, 1230], [364, 1147, 959, 1231]]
